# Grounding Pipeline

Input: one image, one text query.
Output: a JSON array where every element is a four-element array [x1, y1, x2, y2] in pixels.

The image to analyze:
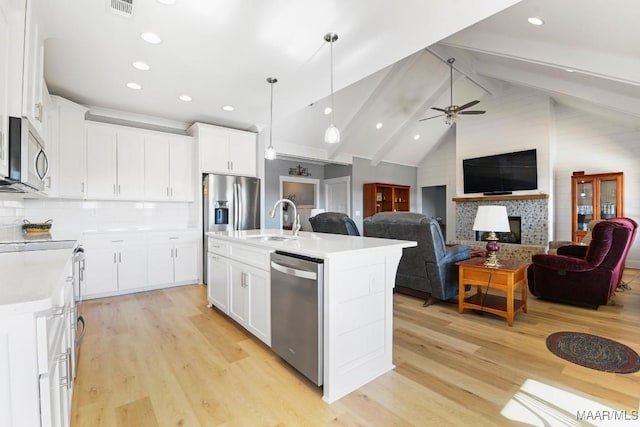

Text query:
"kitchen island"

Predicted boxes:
[[206, 229, 416, 404]]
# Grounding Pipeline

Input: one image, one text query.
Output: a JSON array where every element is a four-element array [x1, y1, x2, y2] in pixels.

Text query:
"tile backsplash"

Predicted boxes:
[[0, 198, 26, 231], [23, 198, 197, 235]]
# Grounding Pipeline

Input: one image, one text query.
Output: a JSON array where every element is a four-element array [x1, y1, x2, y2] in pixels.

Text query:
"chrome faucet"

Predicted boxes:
[[270, 198, 300, 236]]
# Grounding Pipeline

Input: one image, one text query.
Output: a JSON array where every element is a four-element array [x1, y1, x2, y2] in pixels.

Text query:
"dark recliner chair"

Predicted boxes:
[[309, 212, 360, 236], [363, 212, 470, 306], [528, 218, 637, 308]]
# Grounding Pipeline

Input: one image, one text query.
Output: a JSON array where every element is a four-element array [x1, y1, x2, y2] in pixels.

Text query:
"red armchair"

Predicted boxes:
[[527, 218, 637, 308]]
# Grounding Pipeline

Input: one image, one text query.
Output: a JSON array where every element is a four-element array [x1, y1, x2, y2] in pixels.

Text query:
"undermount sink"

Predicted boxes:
[[246, 234, 296, 242]]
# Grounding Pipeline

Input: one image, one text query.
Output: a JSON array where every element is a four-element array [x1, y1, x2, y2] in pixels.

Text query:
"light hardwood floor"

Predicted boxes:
[[72, 270, 640, 426]]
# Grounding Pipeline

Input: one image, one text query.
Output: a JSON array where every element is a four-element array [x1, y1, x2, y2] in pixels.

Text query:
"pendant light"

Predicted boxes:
[[324, 32, 340, 144], [265, 77, 277, 160]]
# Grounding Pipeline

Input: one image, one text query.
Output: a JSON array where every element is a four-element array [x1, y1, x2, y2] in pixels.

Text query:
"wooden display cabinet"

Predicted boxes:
[[571, 172, 623, 243], [363, 183, 411, 218]]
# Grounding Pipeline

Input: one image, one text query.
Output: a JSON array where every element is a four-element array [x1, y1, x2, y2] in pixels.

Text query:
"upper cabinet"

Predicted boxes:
[[52, 96, 88, 198], [144, 133, 195, 202], [189, 122, 257, 177], [21, 0, 45, 137], [0, 1, 10, 177], [86, 123, 145, 200], [571, 172, 624, 243]]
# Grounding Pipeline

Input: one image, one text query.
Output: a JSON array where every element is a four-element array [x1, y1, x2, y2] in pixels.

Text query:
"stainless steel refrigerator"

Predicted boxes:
[[203, 174, 260, 283]]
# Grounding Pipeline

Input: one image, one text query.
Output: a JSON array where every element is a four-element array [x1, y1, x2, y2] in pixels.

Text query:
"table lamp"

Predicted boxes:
[[472, 205, 511, 268]]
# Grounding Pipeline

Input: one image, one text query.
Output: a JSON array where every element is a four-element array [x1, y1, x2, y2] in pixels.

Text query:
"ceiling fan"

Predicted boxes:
[[419, 58, 485, 125]]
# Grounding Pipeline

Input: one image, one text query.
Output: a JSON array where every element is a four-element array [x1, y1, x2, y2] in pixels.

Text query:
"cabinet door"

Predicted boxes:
[[147, 242, 174, 286], [117, 244, 148, 291], [207, 254, 229, 313], [84, 247, 118, 296], [144, 135, 170, 201], [22, 3, 44, 135], [245, 265, 270, 345], [174, 240, 199, 283], [228, 262, 248, 325], [0, 3, 9, 178], [228, 131, 256, 177], [116, 130, 145, 200], [169, 138, 194, 201], [200, 127, 230, 173], [57, 101, 88, 198], [86, 125, 117, 199]]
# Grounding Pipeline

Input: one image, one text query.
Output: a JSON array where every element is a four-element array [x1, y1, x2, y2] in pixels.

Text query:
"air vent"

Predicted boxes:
[[109, 0, 133, 17]]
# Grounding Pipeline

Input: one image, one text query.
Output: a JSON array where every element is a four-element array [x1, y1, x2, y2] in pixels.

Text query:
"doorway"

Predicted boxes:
[[279, 176, 320, 231], [324, 176, 351, 215], [421, 185, 447, 238]]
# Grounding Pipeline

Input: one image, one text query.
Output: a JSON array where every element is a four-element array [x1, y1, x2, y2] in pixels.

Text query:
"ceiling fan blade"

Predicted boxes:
[[459, 110, 486, 115], [456, 100, 480, 111], [419, 114, 445, 122], [430, 107, 447, 113]]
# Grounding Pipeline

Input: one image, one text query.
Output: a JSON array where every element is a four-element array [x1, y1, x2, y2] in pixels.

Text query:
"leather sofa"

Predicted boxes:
[[363, 212, 470, 305], [309, 212, 360, 236], [528, 217, 637, 308]]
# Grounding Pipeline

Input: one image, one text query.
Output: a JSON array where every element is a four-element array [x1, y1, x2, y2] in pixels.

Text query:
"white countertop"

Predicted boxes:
[[0, 247, 74, 314], [207, 229, 416, 258]]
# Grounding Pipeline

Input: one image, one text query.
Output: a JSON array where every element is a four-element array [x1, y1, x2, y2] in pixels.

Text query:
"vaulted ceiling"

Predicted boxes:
[[40, 0, 640, 167]]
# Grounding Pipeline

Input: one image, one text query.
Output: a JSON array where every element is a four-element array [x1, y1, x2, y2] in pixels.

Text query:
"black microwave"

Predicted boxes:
[[0, 117, 48, 193]]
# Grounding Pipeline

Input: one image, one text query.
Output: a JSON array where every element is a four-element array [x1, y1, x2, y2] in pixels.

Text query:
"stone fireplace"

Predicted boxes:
[[454, 194, 549, 246]]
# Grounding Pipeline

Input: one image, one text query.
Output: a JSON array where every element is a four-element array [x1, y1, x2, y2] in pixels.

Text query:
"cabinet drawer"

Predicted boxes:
[[208, 238, 229, 256], [229, 243, 271, 270]]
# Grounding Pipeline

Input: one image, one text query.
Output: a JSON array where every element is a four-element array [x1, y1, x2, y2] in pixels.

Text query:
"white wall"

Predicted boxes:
[[552, 103, 640, 267]]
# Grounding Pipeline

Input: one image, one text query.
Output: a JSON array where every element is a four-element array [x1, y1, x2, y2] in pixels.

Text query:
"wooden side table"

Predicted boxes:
[[456, 258, 530, 326]]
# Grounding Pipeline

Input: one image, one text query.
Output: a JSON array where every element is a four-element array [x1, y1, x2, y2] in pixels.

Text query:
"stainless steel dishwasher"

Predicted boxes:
[[270, 251, 324, 386]]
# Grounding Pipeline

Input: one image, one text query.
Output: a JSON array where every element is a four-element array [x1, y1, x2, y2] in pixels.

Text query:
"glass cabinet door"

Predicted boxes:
[[575, 179, 594, 232], [600, 179, 618, 219]]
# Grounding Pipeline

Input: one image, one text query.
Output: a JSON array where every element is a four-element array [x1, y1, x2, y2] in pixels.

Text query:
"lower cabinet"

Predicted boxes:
[[207, 238, 271, 346], [83, 231, 200, 299], [148, 236, 199, 287], [84, 238, 148, 296], [229, 260, 270, 344], [207, 253, 229, 313]]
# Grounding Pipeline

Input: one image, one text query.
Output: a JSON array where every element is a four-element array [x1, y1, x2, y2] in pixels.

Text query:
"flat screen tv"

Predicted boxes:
[[463, 149, 538, 194]]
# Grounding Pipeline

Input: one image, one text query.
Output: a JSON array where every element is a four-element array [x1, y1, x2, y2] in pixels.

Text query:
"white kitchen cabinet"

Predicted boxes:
[[229, 260, 270, 344], [0, 257, 74, 427], [0, 1, 10, 177], [207, 252, 229, 313], [86, 123, 145, 200], [189, 122, 257, 177], [207, 238, 271, 345], [144, 133, 194, 201], [53, 96, 88, 198], [21, 0, 45, 137], [147, 234, 199, 287], [84, 237, 148, 297]]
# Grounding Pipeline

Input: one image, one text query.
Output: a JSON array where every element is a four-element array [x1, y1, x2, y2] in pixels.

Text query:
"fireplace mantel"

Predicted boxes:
[[452, 194, 548, 203]]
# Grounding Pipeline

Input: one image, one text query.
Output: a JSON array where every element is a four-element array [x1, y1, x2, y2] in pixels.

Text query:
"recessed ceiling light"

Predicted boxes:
[[413, 134, 420, 141], [565, 68, 575, 73], [527, 17, 544, 26], [141, 32, 162, 44], [179, 94, 192, 102], [157, 0, 177, 4], [222, 105, 235, 112], [375, 122, 383, 129], [126, 82, 142, 90], [324, 107, 332, 115], [132, 61, 150, 71]]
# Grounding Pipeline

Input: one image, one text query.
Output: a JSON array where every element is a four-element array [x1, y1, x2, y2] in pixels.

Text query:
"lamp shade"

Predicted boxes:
[[310, 208, 325, 218], [472, 206, 510, 232]]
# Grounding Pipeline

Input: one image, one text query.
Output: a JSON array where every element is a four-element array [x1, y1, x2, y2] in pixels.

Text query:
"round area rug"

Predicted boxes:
[[546, 331, 640, 374]]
